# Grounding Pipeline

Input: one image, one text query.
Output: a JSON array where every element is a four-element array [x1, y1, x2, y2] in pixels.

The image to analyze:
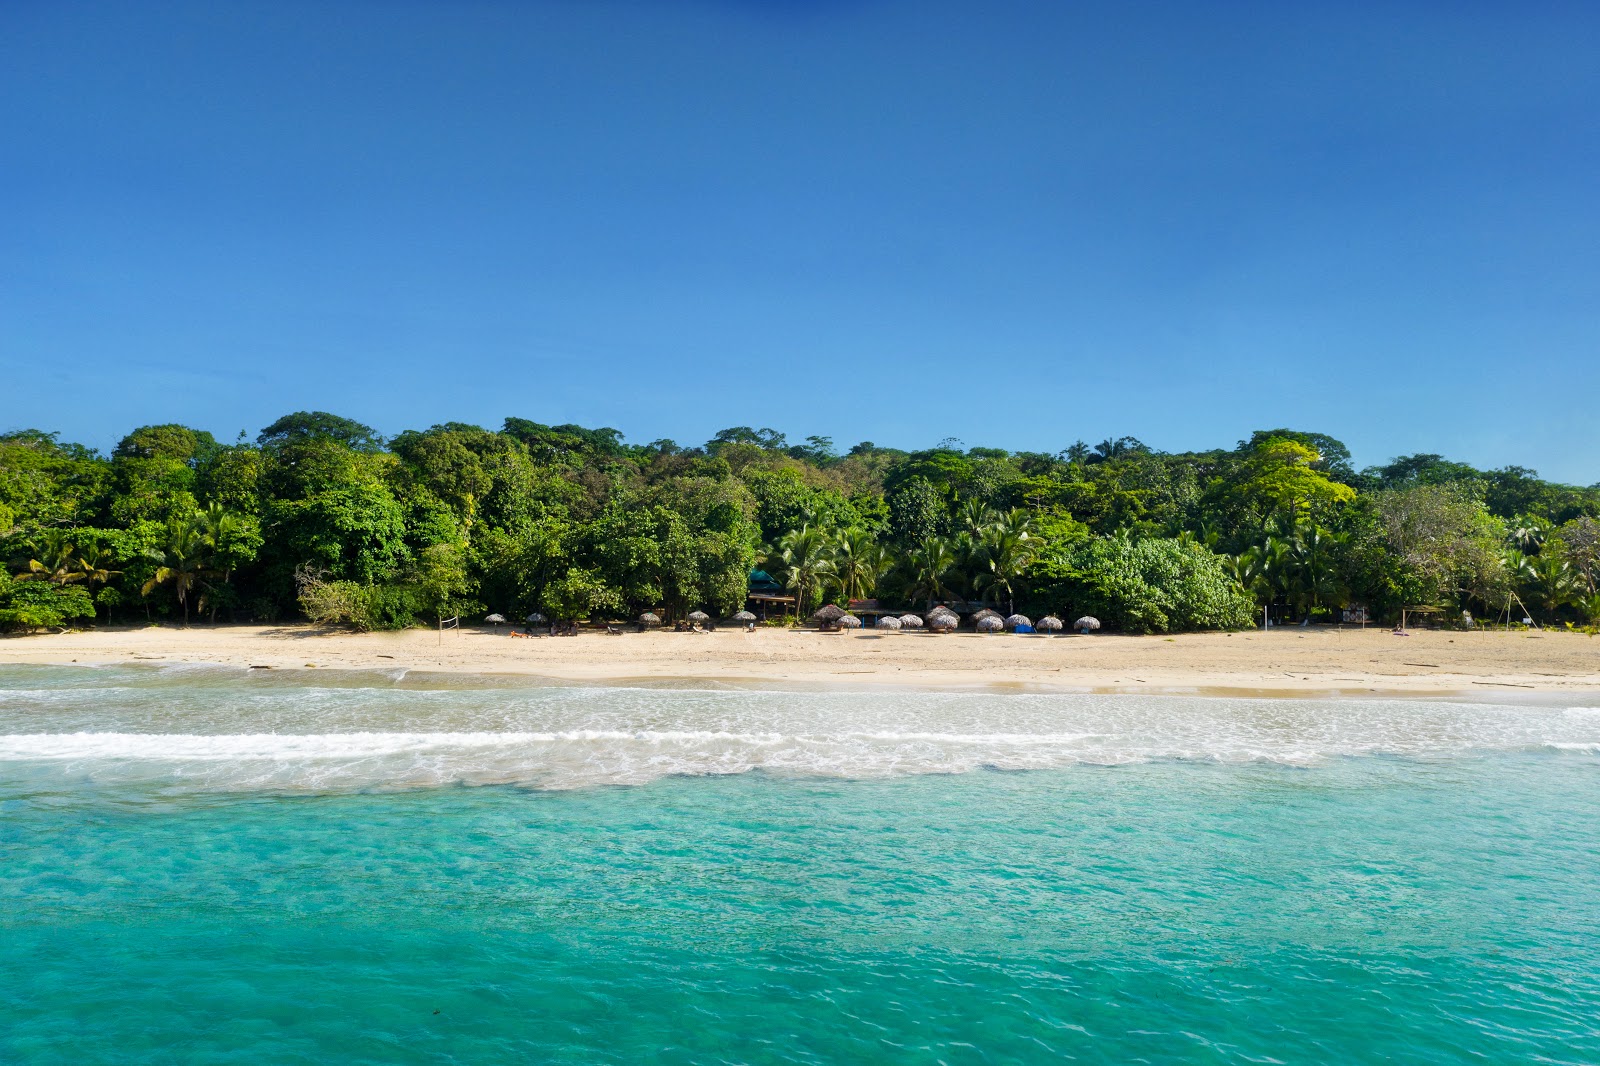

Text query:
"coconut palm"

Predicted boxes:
[[830, 528, 893, 602], [1508, 519, 1551, 554], [199, 502, 254, 622], [904, 536, 956, 610], [772, 525, 835, 615], [1523, 553, 1578, 618], [972, 529, 1038, 615], [19, 530, 83, 585], [141, 513, 217, 625], [956, 499, 1001, 539]]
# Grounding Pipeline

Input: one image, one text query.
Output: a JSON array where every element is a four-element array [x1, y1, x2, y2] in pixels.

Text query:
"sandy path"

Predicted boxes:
[[3, 624, 1598, 697]]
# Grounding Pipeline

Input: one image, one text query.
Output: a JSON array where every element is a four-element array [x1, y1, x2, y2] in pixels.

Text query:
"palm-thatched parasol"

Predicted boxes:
[[1036, 615, 1064, 632], [485, 613, 506, 627], [638, 612, 661, 627], [812, 603, 848, 623], [1074, 615, 1101, 633], [927, 613, 958, 633], [927, 605, 958, 622], [898, 613, 924, 628], [731, 610, 757, 623], [687, 610, 711, 623], [875, 615, 902, 630], [838, 613, 862, 628], [971, 608, 1002, 626], [976, 615, 1004, 633], [526, 612, 548, 625], [1003, 613, 1031, 630]]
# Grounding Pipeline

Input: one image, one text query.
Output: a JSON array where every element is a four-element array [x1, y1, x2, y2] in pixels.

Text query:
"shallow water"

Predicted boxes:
[[3, 665, 1598, 1063]]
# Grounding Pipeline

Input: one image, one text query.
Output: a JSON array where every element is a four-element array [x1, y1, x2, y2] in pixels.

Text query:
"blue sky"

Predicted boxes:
[[3, 1, 1597, 481]]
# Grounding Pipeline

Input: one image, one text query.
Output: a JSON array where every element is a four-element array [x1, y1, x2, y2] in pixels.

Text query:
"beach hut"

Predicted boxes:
[[898, 613, 924, 629], [976, 615, 1004, 633], [812, 603, 848, 631], [1003, 613, 1031, 631], [1074, 615, 1101, 633], [1036, 615, 1063, 633], [838, 613, 862, 629], [875, 615, 902, 630]]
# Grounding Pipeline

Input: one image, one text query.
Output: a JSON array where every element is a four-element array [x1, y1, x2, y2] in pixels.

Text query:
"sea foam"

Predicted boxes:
[[1, 665, 1597, 792]]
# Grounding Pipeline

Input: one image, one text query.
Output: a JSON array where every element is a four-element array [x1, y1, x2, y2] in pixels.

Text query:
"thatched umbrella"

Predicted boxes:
[[838, 613, 862, 628], [898, 613, 924, 629], [485, 613, 506, 628], [927, 605, 959, 622], [927, 613, 958, 633], [1036, 615, 1064, 633], [526, 612, 547, 625], [1074, 615, 1101, 633], [638, 612, 661, 627], [976, 615, 1004, 633], [971, 608, 1002, 626], [1004, 613, 1031, 630], [875, 615, 902, 630], [687, 610, 710, 624], [731, 610, 757, 623]]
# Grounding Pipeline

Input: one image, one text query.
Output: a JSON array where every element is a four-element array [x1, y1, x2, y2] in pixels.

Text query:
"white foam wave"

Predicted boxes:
[[3, 667, 1599, 792]]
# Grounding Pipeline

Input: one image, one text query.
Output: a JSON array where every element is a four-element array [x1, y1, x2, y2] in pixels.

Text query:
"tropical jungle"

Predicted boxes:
[[2, 414, 1597, 633]]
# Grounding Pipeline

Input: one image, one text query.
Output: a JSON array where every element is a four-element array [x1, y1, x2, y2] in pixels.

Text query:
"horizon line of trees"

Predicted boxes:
[[2, 412, 1597, 634]]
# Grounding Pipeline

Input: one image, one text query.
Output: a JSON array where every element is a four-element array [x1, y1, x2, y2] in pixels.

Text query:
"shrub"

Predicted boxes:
[[1030, 537, 1256, 634], [0, 578, 96, 632]]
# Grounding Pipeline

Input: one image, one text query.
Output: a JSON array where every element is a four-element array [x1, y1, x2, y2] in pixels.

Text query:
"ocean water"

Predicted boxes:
[[3, 666, 1599, 1063]]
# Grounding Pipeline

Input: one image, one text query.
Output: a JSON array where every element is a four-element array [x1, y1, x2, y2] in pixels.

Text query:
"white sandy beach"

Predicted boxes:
[[3, 624, 1597, 697]]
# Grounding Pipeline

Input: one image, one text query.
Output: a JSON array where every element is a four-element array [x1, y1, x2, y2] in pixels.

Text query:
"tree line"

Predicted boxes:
[[1, 414, 1597, 633]]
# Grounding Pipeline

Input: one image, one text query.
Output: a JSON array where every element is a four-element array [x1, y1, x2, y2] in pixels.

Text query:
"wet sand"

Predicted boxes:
[[3, 623, 1598, 698]]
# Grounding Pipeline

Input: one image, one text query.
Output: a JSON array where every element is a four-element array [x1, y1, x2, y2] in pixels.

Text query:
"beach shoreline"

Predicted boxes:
[[3, 623, 1597, 700]]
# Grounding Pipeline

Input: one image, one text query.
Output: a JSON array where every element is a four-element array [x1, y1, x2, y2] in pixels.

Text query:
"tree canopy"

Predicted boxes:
[[3, 416, 1596, 632]]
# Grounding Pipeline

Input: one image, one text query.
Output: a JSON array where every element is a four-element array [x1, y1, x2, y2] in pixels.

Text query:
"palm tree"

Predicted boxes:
[[772, 525, 835, 616], [1509, 520, 1550, 554], [904, 536, 956, 610], [1287, 525, 1345, 618], [72, 544, 121, 589], [972, 529, 1038, 615], [142, 513, 216, 625], [1524, 553, 1578, 619], [199, 502, 252, 622], [830, 528, 891, 603], [995, 507, 1038, 540], [19, 530, 83, 585], [956, 499, 1000, 539], [1230, 537, 1290, 620]]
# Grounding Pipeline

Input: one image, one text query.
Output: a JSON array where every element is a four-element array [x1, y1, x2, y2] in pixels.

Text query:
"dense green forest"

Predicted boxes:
[[2, 413, 1597, 633]]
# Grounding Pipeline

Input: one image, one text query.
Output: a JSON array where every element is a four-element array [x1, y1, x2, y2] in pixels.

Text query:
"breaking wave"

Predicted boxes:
[[0, 665, 1596, 792]]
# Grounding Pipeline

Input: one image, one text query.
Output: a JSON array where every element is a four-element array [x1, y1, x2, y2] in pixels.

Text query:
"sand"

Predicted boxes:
[[3, 623, 1598, 697]]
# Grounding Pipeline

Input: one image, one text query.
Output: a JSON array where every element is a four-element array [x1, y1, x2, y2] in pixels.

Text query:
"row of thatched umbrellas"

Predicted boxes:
[[494, 608, 1101, 632], [815, 603, 1100, 634]]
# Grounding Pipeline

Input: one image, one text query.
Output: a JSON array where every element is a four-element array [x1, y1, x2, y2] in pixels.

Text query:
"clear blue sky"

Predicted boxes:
[[4, 1, 1597, 481]]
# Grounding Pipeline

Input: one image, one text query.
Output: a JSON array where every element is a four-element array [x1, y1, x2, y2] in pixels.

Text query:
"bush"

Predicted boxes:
[[0, 578, 96, 632], [1030, 537, 1256, 634], [297, 576, 426, 632]]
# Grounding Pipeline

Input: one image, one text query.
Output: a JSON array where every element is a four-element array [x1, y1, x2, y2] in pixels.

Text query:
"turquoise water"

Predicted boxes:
[[4, 667, 1599, 1063]]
